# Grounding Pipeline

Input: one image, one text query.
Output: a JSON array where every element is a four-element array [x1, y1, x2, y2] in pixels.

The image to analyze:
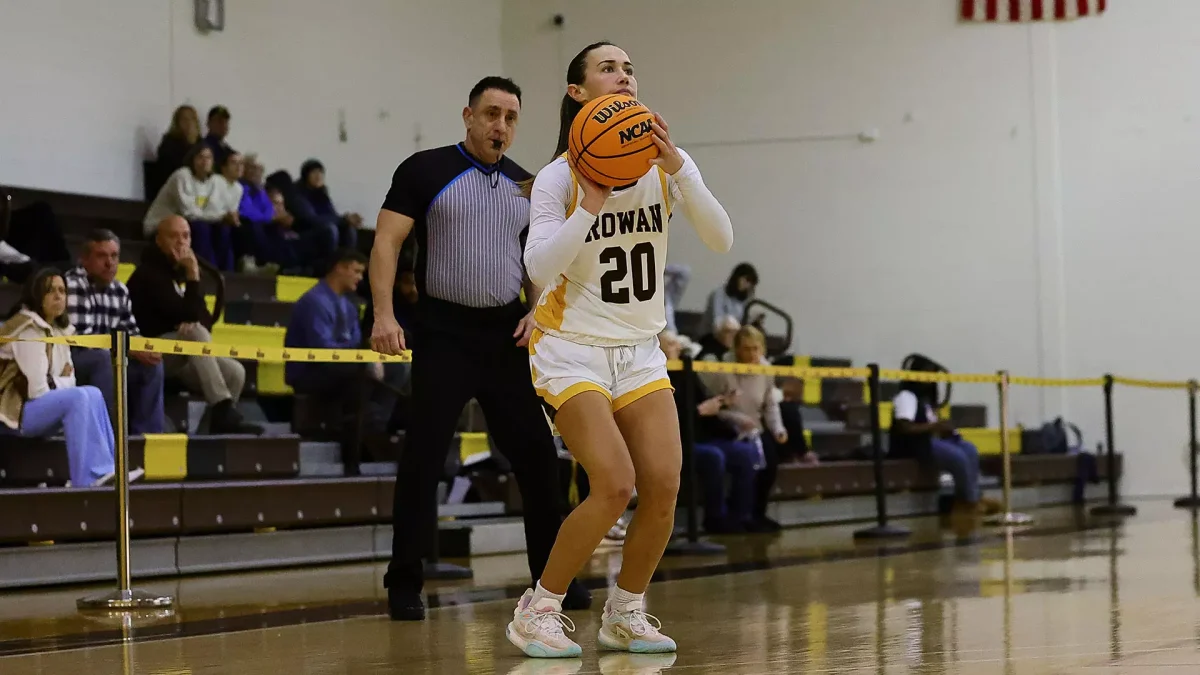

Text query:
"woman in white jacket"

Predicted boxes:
[[142, 143, 234, 270], [0, 269, 125, 487]]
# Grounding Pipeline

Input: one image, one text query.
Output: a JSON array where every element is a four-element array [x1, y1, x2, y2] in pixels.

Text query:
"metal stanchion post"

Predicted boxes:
[[1175, 380, 1200, 509], [986, 371, 1032, 527], [1091, 374, 1137, 517], [666, 353, 725, 555], [854, 363, 910, 540], [78, 330, 174, 611]]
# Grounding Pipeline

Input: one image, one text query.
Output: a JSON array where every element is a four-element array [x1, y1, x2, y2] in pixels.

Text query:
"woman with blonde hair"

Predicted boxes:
[[717, 325, 787, 531]]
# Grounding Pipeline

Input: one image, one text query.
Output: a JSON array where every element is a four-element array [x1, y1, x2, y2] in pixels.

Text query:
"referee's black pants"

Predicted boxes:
[[384, 323, 564, 594]]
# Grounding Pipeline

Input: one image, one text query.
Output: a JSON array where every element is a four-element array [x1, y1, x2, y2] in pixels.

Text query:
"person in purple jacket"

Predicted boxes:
[[297, 159, 362, 250], [284, 248, 405, 473], [238, 155, 335, 276]]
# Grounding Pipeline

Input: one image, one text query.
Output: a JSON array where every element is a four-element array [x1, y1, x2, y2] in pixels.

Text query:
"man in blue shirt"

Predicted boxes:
[[286, 248, 405, 472]]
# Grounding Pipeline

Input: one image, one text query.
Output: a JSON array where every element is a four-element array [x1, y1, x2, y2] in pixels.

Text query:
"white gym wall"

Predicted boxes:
[[503, 0, 1200, 497], [0, 0, 502, 218]]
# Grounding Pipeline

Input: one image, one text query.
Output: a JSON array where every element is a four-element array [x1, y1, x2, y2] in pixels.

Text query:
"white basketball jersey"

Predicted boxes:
[[534, 156, 674, 346]]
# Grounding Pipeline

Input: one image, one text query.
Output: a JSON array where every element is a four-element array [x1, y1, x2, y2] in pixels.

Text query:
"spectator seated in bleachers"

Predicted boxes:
[[150, 105, 201, 199], [237, 155, 329, 277], [264, 170, 339, 274], [712, 325, 785, 532], [205, 150, 246, 272], [127, 216, 262, 436], [296, 159, 362, 251], [65, 229, 165, 435], [660, 331, 761, 534], [285, 249, 406, 467], [142, 143, 237, 271], [697, 315, 739, 362], [890, 355, 1000, 518], [701, 262, 759, 339], [0, 268, 134, 487], [774, 374, 819, 467], [203, 105, 235, 170]]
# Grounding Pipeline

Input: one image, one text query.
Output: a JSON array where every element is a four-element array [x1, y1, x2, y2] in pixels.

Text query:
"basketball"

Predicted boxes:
[[569, 94, 660, 187]]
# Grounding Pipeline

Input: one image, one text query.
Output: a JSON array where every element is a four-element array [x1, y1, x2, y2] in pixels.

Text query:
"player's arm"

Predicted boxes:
[[668, 147, 734, 254], [524, 162, 597, 289]]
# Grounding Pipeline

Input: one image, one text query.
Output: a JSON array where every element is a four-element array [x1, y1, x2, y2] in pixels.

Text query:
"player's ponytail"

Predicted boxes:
[[519, 41, 615, 200], [552, 93, 583, 159]]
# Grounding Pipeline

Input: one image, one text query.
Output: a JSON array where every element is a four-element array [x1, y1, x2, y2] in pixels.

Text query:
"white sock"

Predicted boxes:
[[607, 586, 643, 613], [530, 581, 566, 610]]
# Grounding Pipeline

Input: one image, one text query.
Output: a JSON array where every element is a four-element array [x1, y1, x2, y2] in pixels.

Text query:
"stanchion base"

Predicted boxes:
[[1174, 496, 1200, 509], [984, 512, 1034, 527], [852, 524, 911, 540], [1090, 504, 1137, 517], [77, 589, 174, 611], [424, 562, 473, 580], [664, 539, 727, 556]]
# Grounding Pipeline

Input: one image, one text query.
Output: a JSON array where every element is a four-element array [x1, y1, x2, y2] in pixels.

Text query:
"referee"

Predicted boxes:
[[370, 76, 591, 621]]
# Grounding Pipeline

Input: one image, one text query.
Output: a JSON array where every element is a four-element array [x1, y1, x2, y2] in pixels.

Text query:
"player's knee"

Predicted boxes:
[[591, 470, 636, 515]]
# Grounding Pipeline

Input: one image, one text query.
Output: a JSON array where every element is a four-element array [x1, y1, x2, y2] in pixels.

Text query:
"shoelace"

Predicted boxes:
[[622, 608, 663, 637], [530, 608, 576, 638]]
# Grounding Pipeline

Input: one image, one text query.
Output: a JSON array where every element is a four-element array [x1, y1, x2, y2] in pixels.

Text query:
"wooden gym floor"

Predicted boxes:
[[1, 502, 1199, 673]]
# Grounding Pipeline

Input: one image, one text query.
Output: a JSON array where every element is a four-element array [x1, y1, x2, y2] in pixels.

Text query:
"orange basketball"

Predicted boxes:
[[568, 94, 660, 187]]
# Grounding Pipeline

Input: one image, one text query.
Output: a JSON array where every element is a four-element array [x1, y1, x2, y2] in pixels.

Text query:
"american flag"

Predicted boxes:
[[961, 0, 1107, 22]]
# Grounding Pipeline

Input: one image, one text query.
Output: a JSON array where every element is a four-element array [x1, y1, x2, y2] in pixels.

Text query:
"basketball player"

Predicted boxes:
[[506, 42, 734, 658]]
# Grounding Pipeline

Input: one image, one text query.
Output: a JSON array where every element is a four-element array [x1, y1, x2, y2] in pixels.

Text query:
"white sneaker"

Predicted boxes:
[[598, 599, 677, 654], [506, 589, 582, 659]]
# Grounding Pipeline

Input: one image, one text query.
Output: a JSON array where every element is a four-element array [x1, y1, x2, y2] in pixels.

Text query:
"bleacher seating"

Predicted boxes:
[[0, 185, 1118, 575]]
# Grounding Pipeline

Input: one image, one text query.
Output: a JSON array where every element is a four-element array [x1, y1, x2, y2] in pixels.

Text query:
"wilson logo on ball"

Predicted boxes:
[[591, 98, 642, 124]]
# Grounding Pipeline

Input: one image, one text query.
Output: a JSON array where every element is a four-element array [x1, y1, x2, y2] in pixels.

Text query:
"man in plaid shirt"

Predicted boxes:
[[65, 230, 164, 435]]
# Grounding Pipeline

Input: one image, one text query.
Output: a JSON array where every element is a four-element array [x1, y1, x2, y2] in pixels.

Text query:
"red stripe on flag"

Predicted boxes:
[[1054, 0, 1066, 19], [1031, 0, 1044, 19], [961, 0, 974, 20], [1077, 0, 1089, 16], [986, 0, 999, 20], [1009, 0, 1021, 21], [1098, 0, 1106, 12]]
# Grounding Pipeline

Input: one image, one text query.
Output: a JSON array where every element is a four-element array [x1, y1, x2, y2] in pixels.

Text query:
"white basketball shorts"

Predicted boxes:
[[528, 328, 673, 418]]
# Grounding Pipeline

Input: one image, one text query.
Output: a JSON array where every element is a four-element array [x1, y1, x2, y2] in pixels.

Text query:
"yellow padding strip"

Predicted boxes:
[[958, 428, 1022, 456], [276, 276, 318, 303], [460, 432, 491, 465], [143, 433, 188, 480]]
